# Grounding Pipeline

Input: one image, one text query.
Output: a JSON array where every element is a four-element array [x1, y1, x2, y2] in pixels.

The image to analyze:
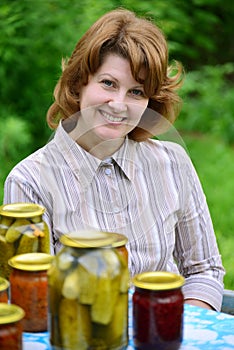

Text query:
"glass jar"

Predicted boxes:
[[8, 252, 53, 332], [0, 302, 25, 350], [48, 230, 129, 350], [0, 202, 51, 279], [132, 271, 185, 350], [0, 277, 9, 303]]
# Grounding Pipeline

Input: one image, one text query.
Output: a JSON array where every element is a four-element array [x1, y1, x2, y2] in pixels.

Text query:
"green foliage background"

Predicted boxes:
[[0, 0, 234, 288]]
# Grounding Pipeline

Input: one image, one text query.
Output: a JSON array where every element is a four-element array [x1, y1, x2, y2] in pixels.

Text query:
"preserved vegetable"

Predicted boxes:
[[132, 271, 184, 350], [48, 230, 129, 350], [0, 303, 25, 350], [0, 203, 50, 279], [8, 253, 53, 332], [0, 277, 9, 303]]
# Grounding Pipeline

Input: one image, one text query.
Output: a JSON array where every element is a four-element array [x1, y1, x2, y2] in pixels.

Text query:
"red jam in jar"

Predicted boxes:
[[132, 271, 185, 350], [8, 252, 53, 332], [0, 302, 25, 350], [0, 277, 9, 303]]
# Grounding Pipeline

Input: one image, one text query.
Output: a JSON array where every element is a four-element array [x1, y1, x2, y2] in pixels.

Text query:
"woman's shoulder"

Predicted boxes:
[[138, 138, 190, 162], [6, 143, 50, 182]]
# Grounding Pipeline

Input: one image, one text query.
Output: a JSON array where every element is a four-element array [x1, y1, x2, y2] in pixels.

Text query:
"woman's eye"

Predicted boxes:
[[102, 79, 113, 87], [131, 89, 144, 97]]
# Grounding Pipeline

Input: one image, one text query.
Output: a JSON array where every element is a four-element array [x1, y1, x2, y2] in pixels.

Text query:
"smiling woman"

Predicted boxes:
[[3, 8, 225, 320], [72, 54, 149, 158]]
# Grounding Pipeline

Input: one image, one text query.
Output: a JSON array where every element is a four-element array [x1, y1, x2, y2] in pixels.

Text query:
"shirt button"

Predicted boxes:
[[105, 168, 112, 176]]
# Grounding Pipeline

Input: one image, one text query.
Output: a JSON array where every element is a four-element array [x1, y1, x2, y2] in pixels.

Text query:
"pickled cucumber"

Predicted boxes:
[[62, 267, 80, 300], [38, 224, 50, 254], [5, 219, 31, 243], [0, 235, 15, 279], [78, 255, 99, 305], [101, 249, 121, 278], [120, 265, 129, 293], [91, 274, 120, 325], [16, 232, 39, 254], [92, 293, 128, 348], [0, 217, 14, 235], [48, 264, 65, 315], [59, 298, 91, 349]]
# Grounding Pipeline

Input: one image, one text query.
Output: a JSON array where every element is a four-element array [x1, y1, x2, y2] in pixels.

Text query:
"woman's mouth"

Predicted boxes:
[[100, 110, 125, 123]]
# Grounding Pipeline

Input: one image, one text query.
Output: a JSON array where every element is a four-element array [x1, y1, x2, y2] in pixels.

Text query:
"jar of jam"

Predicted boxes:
[[0, 277, 9, 303], [132, 271, 185, 350], [0, 202, 51, 279], [0, 302, 25, 350], [8, 252, 53, 332], [48, 230, 129, 350]]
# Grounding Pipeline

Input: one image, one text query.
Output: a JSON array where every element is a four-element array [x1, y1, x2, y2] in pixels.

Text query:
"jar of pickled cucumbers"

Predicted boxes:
[[0, 277, 9, 303], [8, 253, 53, 332], [48, 230, 129, 350], [132, 271, 185, 350], [0, 202, 51, 279], [0, 303, 25, 350]]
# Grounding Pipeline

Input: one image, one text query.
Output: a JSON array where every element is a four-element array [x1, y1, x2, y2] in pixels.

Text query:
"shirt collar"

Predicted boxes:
[[112, 137, 136, 181], [54, 121, 136, 189]]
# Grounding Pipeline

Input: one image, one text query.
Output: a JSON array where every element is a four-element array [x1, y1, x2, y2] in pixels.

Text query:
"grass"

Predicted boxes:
[[182, 132, 234, 290]]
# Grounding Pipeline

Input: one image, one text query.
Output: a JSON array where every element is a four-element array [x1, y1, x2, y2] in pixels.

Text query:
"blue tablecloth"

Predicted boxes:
[[23, 291, 234, 350]]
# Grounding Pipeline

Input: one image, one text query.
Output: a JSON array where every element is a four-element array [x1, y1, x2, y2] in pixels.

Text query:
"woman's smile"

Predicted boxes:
[[99, 109, 126, 124]]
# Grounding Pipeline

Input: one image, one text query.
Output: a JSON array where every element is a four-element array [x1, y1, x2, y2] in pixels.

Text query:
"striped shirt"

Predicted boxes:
[[4, 121, 225, 310]]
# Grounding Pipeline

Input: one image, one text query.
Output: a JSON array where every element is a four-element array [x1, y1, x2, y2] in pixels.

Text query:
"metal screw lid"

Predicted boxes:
[[60, 230, 128, 248], [132, 271, 185, 291], [0, 202, 45, 218], [8, 253, 53, 271], [0, 303, 25, 324], [0, 277, 9, 292]]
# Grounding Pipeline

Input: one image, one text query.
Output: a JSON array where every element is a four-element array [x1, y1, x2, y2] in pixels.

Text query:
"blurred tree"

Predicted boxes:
[[0, 0, 233, 203]]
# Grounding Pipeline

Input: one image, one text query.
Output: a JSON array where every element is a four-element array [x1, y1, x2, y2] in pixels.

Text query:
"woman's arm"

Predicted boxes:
[[173, 148, 225, 311]]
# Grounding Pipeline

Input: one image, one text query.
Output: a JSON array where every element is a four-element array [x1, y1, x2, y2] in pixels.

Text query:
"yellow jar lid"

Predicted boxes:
[[0, 277, 9, 292], [0, 303, 25, 324], [132, 271, 185, 290], [8, 253, 53, 271], [60, 230, 128, 248], [0, 202, 45, 218], [111, 233, 128, 247]]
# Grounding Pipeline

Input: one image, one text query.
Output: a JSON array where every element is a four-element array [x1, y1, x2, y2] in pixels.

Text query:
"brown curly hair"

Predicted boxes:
[[46, 8, 184, 141]]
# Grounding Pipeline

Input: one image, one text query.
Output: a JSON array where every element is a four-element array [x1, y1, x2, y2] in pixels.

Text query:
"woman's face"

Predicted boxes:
[[77, 54, 149, 151]]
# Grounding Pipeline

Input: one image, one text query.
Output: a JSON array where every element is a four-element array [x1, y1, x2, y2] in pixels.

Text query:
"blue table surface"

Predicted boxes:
[[23, 291, 234, 350]]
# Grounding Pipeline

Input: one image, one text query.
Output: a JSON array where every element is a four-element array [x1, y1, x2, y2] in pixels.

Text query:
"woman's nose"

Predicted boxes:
[[108, 100, 128, 113]]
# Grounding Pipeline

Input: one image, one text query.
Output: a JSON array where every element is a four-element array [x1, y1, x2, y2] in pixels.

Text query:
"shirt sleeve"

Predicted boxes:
[[173, 151, 225, 311]]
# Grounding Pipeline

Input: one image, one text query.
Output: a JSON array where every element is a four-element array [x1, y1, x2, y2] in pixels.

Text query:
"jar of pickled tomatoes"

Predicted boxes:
[[132, 271, 185, 350], [0, 277, 9, 303], [0, 303, 25, 350], [48, 230, 129, 350], [8, 252, 53, 332]]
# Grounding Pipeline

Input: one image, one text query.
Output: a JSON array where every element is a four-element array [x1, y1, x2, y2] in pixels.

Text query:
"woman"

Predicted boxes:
[[4, 9, 225, 310]]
